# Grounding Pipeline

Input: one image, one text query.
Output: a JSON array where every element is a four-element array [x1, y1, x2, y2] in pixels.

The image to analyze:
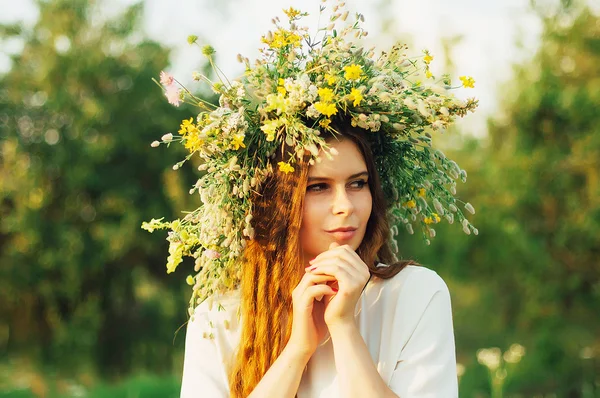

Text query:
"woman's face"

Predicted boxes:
[[299, 138, 373, 262]]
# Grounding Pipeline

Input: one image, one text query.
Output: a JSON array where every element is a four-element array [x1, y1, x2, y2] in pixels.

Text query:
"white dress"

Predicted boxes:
[[180, 265, 458, 397]]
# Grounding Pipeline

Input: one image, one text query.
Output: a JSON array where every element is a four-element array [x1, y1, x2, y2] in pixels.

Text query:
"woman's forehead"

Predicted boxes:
[[308, 139, 367, 179]]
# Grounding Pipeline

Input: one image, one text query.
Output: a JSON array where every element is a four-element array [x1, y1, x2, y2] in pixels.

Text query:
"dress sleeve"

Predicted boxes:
[[180, 311, 230, 398], [388, 281, 458, 397]]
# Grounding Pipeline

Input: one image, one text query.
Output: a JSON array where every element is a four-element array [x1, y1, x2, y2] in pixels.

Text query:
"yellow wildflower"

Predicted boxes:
[[184, 135, 203, 153], [277, 86, 287, 95], [317, 87, 335, 102], [179, 118, 203, 152], [423, 54, 434, 65], [141, 217, 165, 233], [166, 242, 184, 274], [404, 200, 416, 208], [260, 118, 284, 141], [262, 28, 302, 49], [425, 69, 433, 79], [179, 117, 197, 135], [459, 76, 475, 88], [418, 188, 426, 197], [325, 73, 337, 85], [283, 7, 301, 19], [230, 133, 246, 150], [314, 101, 338, 117], [186, 275, 195, 285], [424, 213, 441, 224], [319, 118, 331, 128], [265, 92, 287, 114], [343, 64, 363, 81], [278, 161, 295, 174], [348, 88, 363, 106]]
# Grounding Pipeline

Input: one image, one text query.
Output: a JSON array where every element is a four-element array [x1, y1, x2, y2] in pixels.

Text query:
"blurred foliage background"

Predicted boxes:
[[0, 0, 598, 397]]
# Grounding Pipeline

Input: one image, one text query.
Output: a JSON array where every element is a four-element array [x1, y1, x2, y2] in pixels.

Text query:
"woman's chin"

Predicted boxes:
[[327, 235, 363, 251]]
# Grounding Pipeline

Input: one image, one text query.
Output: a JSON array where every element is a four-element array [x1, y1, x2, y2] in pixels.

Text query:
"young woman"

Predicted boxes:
[[179, 122, 458, 397], [145, 5, 477, 397]]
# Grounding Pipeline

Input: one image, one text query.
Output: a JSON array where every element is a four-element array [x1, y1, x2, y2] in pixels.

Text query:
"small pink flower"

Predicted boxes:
[[203, 249, 221, 259], [165, 85, 181, 107], [160, 71, 174, 86]]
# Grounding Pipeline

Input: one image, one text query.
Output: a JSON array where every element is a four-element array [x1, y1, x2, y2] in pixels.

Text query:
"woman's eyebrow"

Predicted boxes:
[[307, 171, 368, 182]]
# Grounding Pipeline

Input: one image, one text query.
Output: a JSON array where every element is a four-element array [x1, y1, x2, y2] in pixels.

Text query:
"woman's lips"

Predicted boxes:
[[327, 229, 357, 240]]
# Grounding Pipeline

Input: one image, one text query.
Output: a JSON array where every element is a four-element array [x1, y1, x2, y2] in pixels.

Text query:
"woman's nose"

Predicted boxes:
[[332, 187, 354, 215]]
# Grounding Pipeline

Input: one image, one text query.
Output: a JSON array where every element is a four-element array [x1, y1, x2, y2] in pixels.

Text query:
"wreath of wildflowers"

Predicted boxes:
[[142, 3, 478, 315]]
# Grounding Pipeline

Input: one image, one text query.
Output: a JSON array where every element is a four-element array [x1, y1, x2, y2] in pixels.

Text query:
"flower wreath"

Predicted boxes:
[[142, 2, 478, 315]]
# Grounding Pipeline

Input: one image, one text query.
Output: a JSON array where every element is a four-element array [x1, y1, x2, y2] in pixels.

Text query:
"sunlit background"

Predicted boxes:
[[1, 0, 599, 397]]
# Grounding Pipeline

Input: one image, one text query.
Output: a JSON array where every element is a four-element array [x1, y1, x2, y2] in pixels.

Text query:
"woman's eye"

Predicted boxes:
[[350, 180, 368, 189], [307, 180, 367, 192], [307, 183, 328, 192]]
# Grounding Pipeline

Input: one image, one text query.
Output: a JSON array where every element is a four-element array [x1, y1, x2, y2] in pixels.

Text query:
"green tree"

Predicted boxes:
[[399, 4, 600, 396], [0, 0, 200, 379]]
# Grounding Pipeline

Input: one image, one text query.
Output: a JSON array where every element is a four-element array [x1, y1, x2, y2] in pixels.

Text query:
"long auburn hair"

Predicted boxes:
[[228, 119, 417, 397]]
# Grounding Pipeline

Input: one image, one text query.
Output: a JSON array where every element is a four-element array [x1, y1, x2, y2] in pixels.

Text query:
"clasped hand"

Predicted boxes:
[[288, 243, 370, 358]]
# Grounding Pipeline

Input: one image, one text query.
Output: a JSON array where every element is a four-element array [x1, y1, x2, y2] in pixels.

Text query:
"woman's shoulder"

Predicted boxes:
[[368, 264, 451, 311], [187, 289, 242, 338], [375, 264, 449, 292], [191, 289, 241, 315], [362, 265, 453, 342]]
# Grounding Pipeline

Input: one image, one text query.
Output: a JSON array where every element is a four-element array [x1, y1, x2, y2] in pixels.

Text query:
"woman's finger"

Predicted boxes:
[[293, 273, 337, 302], [295, 272, 337, 288], [294, 283, 337, 309], [304, 284, 337, 303], [309, 245, 368, 277], [307, 255, 363, 282], [306, 258, 356, 287]]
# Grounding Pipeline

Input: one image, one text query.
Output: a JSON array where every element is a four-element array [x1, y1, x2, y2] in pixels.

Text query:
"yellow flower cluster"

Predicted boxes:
[[319, 118, 331, 128], [318, 87, 334, 102], [348, 88, 363, 107], [265, 92, 288, 114], [278, 161, 294, 174], [231, 133, 246, 150], [179, 117, 196, 135], [325, 73, 337, 85], [282, 7, 301, 19], [343, 64, 363, 81], [314, 102, 338, 117], [460, 76, 475, 88], [423, 51, 434, 79], [179, 118, 203, 153], [260, 118, 284, 141], [262, 28, 302, 49], [423, 53, 434, 64], [424, 213, 441, 224], [313, 87, 338, 117], [404, 200, 416, 208]]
